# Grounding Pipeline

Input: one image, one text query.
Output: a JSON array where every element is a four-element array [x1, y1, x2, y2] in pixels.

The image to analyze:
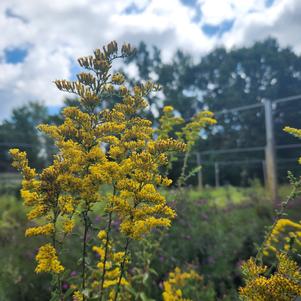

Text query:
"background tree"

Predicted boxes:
[[0, 102, 50, 171], [124, 38, 301, 185]]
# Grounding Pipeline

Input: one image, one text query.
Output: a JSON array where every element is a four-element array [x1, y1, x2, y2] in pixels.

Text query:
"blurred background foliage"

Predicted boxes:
[[1, 38, 301, 300]]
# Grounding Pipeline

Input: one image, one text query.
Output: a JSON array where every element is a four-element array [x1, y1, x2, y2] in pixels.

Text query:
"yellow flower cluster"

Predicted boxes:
[[158, 107, 216, 149], [264, 218, 301, 255], [157, 106, 216, 182], [35, 243, 64, 274], [239, 253, 301, 301], [284, 126, 301, 138], [73, 290, 84, 301], [284, 126, 301, 164], [179, 111, 216, 150], [91, 230, 128, 299], [162, 267, 203, 301], [9, 149, 77, 273], [157, 106, 184, 139], [10, 148, 76, 233], [25, 223, 54, 237]]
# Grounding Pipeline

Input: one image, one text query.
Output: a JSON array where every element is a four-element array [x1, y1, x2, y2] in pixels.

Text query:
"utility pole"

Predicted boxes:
[[215, 162, 220, 188], [264, 99, 278, 201], [196, 152, 203, 189]]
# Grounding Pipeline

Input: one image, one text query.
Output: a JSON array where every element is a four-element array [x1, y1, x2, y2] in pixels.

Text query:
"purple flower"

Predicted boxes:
[[94, 215, 101, 223], [62, 283, 69, 290]]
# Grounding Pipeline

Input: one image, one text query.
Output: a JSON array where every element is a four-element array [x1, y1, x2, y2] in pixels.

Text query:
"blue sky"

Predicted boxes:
[[0, 0, 300, 120], [4, 47, 28, 64]]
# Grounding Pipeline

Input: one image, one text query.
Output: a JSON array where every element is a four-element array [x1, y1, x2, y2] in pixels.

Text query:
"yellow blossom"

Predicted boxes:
[[73, 290, 83, 301], [162, 267, 203, 301], [35, 243, 64, 274], [25, 223, 54, 237], [239, 253, 301, 301], [63, 219, 75, 233]]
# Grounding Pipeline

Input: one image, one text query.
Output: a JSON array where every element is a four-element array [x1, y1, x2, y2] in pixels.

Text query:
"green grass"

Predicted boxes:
[[0, 183, 297, 301]]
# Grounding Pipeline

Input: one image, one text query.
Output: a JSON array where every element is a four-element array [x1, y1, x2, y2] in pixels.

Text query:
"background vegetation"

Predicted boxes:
[[1, 38, 301, 300]]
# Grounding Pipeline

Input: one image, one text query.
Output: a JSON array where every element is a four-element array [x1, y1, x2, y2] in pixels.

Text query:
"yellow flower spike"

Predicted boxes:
[[25, 223, 54, 237], [35, 244, 64, 274], [264, 219, 301, 255], [284, 126, 301, 138]]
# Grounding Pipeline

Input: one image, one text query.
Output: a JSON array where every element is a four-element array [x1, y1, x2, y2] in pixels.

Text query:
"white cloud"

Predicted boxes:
[[198, 0, 267, 25], [0, 0, 300, 120], [221, 0, 301, 52], [0, 0, 215, 120]]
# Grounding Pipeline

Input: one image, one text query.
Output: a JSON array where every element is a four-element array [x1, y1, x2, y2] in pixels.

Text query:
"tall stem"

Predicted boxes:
[[255, 179, 299, 263], [52, 209, 63, 301], [99, 185, 117, 300], [178, 150, 190, 188], [113, 238, 130, 301], [99, 210, 113, 300], [82, 211, 89, 299]]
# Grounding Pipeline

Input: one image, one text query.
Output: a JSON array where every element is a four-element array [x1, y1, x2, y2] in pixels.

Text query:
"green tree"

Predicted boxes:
[[125, 39, 301, 185], [0, 102, 51, 171]]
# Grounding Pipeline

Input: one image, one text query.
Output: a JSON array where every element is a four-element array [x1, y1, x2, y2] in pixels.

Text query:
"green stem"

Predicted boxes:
[[99, 210, 113, 300], [52, 210, 63, 300], [255, 181, 298, 263], [113, 238, 130, 301], [82, 211, 89, 300], [178, 150, 190, 188], [100, 185, 117, 300]]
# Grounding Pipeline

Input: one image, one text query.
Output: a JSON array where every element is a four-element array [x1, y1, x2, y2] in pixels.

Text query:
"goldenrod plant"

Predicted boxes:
[[162, 267, 215, 301], [125, 106, 216, 301], [239, 125, 301, 301], [264, 218, 301, 255], [10, 41, 190, 301], [157, 105, 216, 186], [239, 253, 301, 301]]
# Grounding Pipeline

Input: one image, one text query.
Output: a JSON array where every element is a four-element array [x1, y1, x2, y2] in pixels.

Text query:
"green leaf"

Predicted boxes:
[[142, 272, 149, 286], [149, 268, 158, 276], [139, 292, 155, 301], [82, 289, 90, 297], [63, 288, 74, 298]]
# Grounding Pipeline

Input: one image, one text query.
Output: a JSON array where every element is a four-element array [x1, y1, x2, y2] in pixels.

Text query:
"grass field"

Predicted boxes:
[[2, 182, 294, 300]]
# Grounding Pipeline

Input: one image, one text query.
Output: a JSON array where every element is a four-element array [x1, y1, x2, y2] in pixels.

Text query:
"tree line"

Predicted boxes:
[[1, 38, 301, 185]]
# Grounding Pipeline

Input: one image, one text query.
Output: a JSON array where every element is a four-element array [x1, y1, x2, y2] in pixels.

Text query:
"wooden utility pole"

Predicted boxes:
[[196, 152, 203, 189], [215, 162, 220, 188], [264, 99, 278, 201]]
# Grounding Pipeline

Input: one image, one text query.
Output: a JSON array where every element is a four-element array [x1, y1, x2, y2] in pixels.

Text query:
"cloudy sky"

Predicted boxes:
[[0, 0, 301, 120]]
